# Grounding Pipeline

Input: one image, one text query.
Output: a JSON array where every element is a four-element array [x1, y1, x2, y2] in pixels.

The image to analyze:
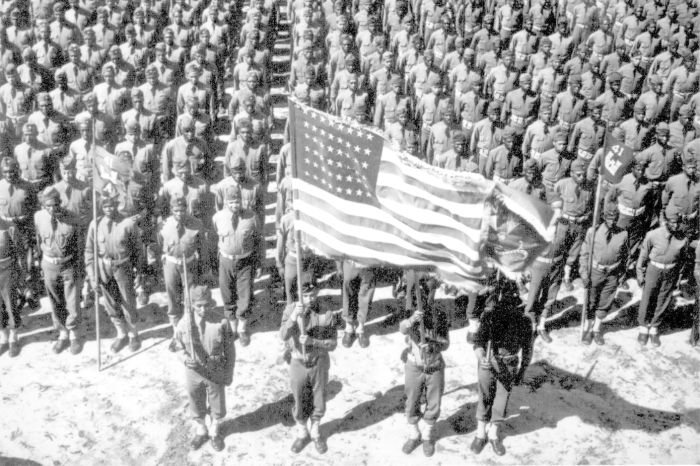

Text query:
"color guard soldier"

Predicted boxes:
[[399, 274, 449, 457], [280, 272, 338, 454], [579, 202, 629, 345], [85, 184, 144, 353], [212, 184, 259, 346], [0, 157, 40, 312], [174, 285, 236, 452], [471, 280, 532, 457], [35, 186, 83, 355], [0, 213, 22, 357], [636, 204, 690, 347], [158, 196, 210, 351]]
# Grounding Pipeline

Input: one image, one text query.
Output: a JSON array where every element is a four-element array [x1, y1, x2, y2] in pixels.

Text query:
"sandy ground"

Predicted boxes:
[[2, 8, 700, 466]]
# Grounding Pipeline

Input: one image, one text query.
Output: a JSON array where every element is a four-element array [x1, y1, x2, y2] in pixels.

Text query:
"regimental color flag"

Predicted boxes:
[[92, 145, 133, 190], [601, 131, 635, 184], [288, 100, 554, 291]]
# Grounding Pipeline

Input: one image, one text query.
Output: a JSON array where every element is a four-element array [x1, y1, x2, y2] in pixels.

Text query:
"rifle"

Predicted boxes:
[[182, 251, 195, 359]]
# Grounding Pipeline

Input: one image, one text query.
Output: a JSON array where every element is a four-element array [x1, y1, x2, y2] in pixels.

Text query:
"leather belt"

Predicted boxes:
[[100, 256, 131, 266], [164, 254, 196, 265], [536, 254, 563, 264], [618, 204, 645, 216], [510, 114, 526, 126], [515, 51, 528, 61], [562, 213, 589, 223], [559, 120, 573, 131], [592, 261, 619, 272], [674, 91, 689, 100], [43, 255, 73, 265], [462, 120, 474, 130], [493, 175, 511, 184], [219, 251, 252, 261], [577, 148, 594, 161], [650, 261, 676, 270], [1, 215, 27, 222]]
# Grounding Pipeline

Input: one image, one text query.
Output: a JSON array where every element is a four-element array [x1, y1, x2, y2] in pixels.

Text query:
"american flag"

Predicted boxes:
[[289, 100, 553, 291]]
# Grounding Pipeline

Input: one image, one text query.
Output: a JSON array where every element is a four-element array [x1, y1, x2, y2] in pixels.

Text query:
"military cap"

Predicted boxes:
[[125, 24, 135, 34], [428, 74, 442, 86], [60, 154, 77, 169], [82, 92, 96, 104], [487, 101, 502, 113], [36, 92, 51, 105], [52, 2, 65, 11], [484, 13, 494, 22], [463, 47, 476, 57], [1, 157, 18, 170], [179, 114, 194, 129], [679, 47, 692, 59], [523, 158, 539, 171], [540, 37, 552, 47], [519, 73, 532, 83], [22, 122, 37, 134], [22, 47, 36, 59], [656, 122, 670, 134], [230, 156, 247, 172], [502, 126, 516, 140], [453, 132, 467, 144], [608, 71, 622, 83], [116, 150, 133, 163], [194, 43, 207, 56], [471, 74, 484, 85], [78, 119, 91, 130], [603, 201, 619, 218], [41, 186, 60, 202], [130, 87, 143, 98], [501, 50, 515, 59], [424, 48, 435, 58], [154, 42, 166, 52], [170, 196, 187, 209], [125, 119, 140, 134], [185, 63, 202, 76], [554, 128, 568, 143], [54, 68, 67, 80], [588, 99, 603, 110], [576, 43, 588, 52], [224, 184, 241, 201], [570, 159, 586, 173], [633, 100, 645, 112], [648, 74, 663, 86], [190, 285, 216, 308], [390, 74, 402, 85], [568, 74, 582, 85], [628, 48, 642, 57], [665, 204, 683, 221], [133, 7, 144, 16], [634, 152, 649, 167], [679, 104, 693, 117], [4, 63, 17, 75], [173, 157, 189, 169]]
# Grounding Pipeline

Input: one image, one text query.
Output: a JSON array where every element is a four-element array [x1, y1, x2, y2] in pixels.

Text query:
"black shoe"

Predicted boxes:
[[210, 435, 225, 452], [581, 331, 593, 346], [129, 335, 142, 352], [190, 434, 209, 451], [53, 339, 69, 354], [637, 333, 649, 346], [238, 330, 251, 347], [9, 341, 20, 358], [111, 336, 129, 353], [291, 436, 310, 453], [357, 332, 369, 348], [70, 339, 82, 355], [537, 328, 552, 344], [593, 332, 605, 346], [470, 436, 487, 454], [402, 437, 421, 454], [313, 437, 328, 454], [490, 438, 506, 456], [0, 342, 8, 356], [650, 333, 661, 347], [422, 439, 435, 457], [342, 332, 355, 348], [168, 338, 179, 352]]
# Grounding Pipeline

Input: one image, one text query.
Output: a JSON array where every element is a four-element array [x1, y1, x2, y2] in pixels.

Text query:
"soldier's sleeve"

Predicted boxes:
[[279, 302, 298, 341], [636, 231, 652, 282], [579, 226, 593, 279]]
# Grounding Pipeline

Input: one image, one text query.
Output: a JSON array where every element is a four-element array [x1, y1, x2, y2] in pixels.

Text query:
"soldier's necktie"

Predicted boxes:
[[106, 218, 113, 233], [65, 184, 71, 200], [177, 221, 185, 238], [182, 182, 189, 199]]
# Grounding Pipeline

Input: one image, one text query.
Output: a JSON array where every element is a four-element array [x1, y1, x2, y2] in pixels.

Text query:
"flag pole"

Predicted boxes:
[[580, 131, 607, 338], [288, 99, 306, 356], [91, 119, 101, 371]]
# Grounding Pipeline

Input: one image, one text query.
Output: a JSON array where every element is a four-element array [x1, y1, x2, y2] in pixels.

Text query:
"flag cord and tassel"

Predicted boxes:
[[91, 119, 101, 371]]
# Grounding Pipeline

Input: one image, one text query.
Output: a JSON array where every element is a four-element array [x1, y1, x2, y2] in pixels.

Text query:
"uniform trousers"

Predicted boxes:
[[0, 263, 21, 329], [185, 367, 226, 421], [554, 218, 587, 268], [219, 253, 254, 321], [164, 260, 198, 320], [99, 261, 138, 327], [289, 355, 330, 423], [587, 267, 620, 320], [404, 359, 445, 425], [342, 262, 376, 326], [42, 260, 81, 332], [525, 259, 561, 326], [638, 265, 679, 327], [476, 354, 519, 423]]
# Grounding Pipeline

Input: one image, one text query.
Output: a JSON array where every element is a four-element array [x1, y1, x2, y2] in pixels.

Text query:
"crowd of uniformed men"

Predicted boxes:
[[1, 0, 700, 457]]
